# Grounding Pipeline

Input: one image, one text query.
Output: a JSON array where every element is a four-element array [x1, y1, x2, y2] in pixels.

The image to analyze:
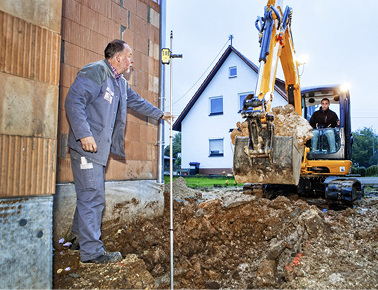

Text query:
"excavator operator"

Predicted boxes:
[[309, 98, 340, 152]]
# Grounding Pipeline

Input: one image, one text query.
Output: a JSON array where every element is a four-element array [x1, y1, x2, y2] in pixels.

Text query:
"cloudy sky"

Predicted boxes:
[[163, 0, 378, 134]]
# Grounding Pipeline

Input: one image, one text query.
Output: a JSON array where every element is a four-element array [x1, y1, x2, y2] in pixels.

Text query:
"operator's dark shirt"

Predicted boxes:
[[309, 107, 339, 129]]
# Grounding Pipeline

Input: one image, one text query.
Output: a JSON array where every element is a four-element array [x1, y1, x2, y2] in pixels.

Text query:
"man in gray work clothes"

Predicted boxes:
[[65, 39, 172, 264]]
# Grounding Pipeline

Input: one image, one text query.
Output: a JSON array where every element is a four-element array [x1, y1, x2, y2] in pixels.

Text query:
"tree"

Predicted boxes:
[[352, 127, 377, 167], [164, 132, 181, 159]]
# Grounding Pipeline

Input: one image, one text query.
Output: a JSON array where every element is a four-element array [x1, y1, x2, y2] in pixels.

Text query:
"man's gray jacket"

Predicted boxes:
[[65, 59, 163, 166]]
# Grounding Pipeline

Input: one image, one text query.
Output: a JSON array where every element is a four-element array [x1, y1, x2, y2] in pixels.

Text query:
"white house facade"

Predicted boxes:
[[173, 46, 288, 175]]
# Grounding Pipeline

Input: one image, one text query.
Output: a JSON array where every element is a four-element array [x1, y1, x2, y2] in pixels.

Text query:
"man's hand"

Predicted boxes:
[[161, 112, 174, 125], [80, 136, 97, 153]]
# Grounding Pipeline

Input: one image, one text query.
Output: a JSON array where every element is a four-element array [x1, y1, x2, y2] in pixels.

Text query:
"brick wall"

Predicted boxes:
[[58, 0, 161, 182]]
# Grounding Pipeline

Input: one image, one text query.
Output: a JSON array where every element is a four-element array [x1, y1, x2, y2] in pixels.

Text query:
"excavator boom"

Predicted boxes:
[[233, 1, 306, 185]]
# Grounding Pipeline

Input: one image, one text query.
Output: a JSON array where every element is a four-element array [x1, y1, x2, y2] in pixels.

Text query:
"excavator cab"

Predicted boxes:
[[302, 86, 352, 163]]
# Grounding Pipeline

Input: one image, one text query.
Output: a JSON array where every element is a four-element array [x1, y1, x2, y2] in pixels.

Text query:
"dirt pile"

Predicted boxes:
[[231, 104, 313, 148], [53, 187, 378, 289], [231, 104, 313, 185], [164, 176, 202, 199]]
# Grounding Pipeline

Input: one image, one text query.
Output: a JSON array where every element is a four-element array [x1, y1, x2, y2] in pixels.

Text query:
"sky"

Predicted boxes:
[[163, 0, 378, 135]]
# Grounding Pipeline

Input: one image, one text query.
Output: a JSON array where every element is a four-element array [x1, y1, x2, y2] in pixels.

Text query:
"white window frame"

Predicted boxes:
[[229, 66, 237, 78], [209, 138, 224, 157], [209, 96, 223, 116]]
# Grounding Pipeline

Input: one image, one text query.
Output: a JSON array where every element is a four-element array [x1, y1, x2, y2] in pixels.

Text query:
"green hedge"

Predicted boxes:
[[358, 166, 367, 177], [366, 165, 378, 177]]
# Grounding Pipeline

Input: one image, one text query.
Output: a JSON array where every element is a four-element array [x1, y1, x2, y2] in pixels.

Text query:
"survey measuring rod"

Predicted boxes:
[[161, 30, 182, 289]]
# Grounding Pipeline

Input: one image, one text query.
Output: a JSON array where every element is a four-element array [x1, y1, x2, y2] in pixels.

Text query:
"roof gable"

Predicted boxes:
[[172, 45, 287, 131]]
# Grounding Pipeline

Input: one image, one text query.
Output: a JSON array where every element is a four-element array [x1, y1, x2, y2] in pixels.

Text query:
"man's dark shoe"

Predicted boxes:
[[69, 236, 80, 250], [82, 251, 122, 264]]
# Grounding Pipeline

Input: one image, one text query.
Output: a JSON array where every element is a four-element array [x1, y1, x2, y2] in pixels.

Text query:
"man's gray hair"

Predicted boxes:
[[104, 39, 127, 59]]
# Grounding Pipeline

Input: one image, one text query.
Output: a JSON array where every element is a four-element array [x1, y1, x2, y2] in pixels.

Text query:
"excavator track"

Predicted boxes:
[[242, 177, 364, 210], [325, 178, 364, 208]]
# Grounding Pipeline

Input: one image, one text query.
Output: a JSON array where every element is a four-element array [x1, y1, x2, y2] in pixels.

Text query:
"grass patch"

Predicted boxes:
[[164, 175, 243, 189]]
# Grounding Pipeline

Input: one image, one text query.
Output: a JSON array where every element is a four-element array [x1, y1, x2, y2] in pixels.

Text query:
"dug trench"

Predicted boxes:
[[53, 177, 378, 289]]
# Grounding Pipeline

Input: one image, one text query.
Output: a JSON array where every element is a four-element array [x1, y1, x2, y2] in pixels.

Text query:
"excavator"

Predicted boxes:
[[233, 0, 363, 208]]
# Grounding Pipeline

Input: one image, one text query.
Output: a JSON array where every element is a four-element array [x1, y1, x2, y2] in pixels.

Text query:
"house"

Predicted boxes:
[[173, 45, 288, 175]]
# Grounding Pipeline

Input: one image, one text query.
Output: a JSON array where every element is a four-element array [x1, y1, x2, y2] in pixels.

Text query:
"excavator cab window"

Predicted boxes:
[[302, 90, 342, 155], [310, 128, 341, 153]]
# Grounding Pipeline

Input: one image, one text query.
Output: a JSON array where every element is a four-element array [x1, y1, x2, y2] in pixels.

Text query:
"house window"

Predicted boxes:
[[229, 66, 237, 78], [209, 139, 224, 157], [239, 92, 253, 112], [209, 96, 223, 116]]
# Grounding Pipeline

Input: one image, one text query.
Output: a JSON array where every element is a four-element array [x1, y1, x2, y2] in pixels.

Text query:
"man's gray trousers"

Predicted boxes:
[[70, 150, 106, 261]]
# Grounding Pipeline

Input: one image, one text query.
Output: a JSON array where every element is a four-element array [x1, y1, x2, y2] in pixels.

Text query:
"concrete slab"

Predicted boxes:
[[53, 180, 164, 242], [0, 195, 53, 289]]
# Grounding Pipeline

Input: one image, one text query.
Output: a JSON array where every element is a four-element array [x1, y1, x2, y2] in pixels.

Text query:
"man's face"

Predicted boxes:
[[117, 44, 133, 74], [321, 99, 330, 111]]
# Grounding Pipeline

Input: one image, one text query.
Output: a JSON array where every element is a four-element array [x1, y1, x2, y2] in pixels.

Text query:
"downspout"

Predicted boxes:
[[157, 0, 167, 184]]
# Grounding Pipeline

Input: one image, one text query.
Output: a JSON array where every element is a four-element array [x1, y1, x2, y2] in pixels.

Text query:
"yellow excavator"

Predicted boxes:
[[233, 0, 363, 207]]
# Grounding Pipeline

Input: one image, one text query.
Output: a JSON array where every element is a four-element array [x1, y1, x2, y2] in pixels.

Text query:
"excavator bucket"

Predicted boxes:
[[233, 135, 304, 185]]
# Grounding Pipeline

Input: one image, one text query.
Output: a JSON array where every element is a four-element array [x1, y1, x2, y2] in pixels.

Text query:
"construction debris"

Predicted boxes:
[[53, 184, 378, 289]]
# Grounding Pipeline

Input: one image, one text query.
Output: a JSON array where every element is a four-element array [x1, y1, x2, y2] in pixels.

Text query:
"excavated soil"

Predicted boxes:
[[53, 178, 378, 289], [230, 104, 313, 148]]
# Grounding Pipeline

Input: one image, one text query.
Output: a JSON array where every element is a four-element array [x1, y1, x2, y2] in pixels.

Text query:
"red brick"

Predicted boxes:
[[120, 7, 128, 28], [80, 5, 99, 31], [111, 1, 122, 22], [141, 53, 149, 73], [147, 125, 158, 143], [90, 0, 111, 19], [64, 42, 85, 68], [150, 25, 159, 44], [133, 33, 147, 54], [89, 30, 108, 54], [98, 14, 108, 36], [85, 50, 102, 66], [107, 20, 120, 41], [125, 122, 140, 142], [62, 0, 81, 22], [124, 140, 135, 159], [136, 1, 148, 21], [124, 29, 134, 46], [139, 124, 148, 144], [148, 57, 158, 76], [132, 15, 147, 36], [124, 0, 137, 14], [57, 157, 74, 182], [135, 142, 147, 160]]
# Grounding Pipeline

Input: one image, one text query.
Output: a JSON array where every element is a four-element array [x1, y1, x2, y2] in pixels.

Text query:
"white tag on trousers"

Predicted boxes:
[[80, 156, 93, 169]]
